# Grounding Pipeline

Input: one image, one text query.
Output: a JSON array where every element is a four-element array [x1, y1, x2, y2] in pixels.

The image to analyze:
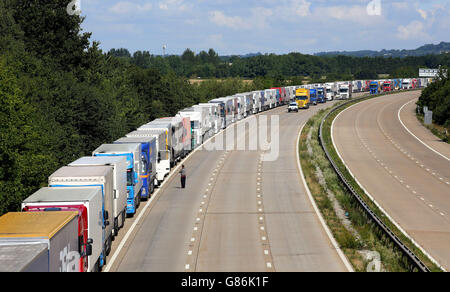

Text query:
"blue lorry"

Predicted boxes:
[[317, 87, 326, 103], [93, 143, 143, 216], [114, 137, 157, 200], [309, 88, 318, 105], [370, 81, 379, 95]]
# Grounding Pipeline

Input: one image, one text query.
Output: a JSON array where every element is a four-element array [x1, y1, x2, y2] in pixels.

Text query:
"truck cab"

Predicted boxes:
[[295, 88, 310, 109], [309, 89, 318, 105], [317, 87, 326, 103], [383, 81, 393, 92], [370, 81, 379, 94], [338, 84, 352, 99]]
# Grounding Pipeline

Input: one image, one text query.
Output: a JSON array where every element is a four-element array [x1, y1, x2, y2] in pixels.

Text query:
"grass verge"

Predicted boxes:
[[416, 114, 449, 144]]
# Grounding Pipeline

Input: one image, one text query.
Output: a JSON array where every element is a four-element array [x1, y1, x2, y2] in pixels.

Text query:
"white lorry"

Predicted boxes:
[[22, 187, 104, 272], [69, 156, 127, 236], [0, 211, 81, 272], [126, 129, 170, 186]]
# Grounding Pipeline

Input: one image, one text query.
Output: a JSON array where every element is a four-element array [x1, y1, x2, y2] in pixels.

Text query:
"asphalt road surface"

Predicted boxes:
[[333, 90, 450, 271], [106, 99, 349, 272]]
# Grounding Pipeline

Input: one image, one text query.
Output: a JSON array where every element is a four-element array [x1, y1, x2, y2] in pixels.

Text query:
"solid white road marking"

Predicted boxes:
[[399, 99, 450, 162]]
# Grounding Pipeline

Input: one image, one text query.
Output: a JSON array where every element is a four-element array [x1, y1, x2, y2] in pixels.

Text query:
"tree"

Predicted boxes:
[[10, 0, 92, 70]]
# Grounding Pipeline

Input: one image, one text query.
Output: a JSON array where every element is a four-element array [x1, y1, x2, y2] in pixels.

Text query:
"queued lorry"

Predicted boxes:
[[252, 91, 262, 113], [92, 143, 143, 216], [295, 88, 310, 109], [0, 211, 82, 272], [383, 81, 394, 92], [69, 156, 127, 236], [309, 88, 318, 105], [337, 83, 352, 99], [47, 166, 114, 262], [196, 103, 220, 136], [139, 118, 184, 166], [177, 107, 205, 149], [21, 187, 104, 272], [402, 78, 411, 89], [316, 87, 326, 103], [114, 136, 157, 199], [370, 81, 379, 94], [126, 129, 170, 186], [325, 83, 336, 101], [209, 97, 234, 129]]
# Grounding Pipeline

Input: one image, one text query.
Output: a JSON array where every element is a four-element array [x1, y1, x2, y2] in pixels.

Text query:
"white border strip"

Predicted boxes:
[[332, 100, 446, 272], [297, 123, 354, 272], [398, 99, 450, 162]]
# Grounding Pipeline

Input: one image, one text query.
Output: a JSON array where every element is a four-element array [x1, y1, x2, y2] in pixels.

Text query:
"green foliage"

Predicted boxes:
[[115, 48, 449, 81], [417, 68, 450, 127]]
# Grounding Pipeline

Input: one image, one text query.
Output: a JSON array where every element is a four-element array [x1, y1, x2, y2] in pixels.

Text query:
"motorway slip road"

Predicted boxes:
[[106, 100, 349, 272], [333, 90, 450, 271]]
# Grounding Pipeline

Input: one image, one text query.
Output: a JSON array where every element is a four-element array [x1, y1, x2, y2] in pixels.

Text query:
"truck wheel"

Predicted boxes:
[[121, 210, 126, 228]]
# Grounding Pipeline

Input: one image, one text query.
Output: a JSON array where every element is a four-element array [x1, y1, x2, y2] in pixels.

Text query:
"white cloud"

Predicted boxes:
[[208, 8, 273, 30], [109, 2, 152, 14], [158, 0, 189, 12], [208, 11, 250, 30], [396, 21, 430, 40], [313, 4, 384, 25]]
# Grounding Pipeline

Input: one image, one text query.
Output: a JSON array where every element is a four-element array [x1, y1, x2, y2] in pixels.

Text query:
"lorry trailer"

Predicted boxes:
[[114, 137, 157, 199], [0, 211, 80, 272], [22, 187, 103, 272], [69, 156, 127, 236], [92, 143, 143, 216], [126, 130, 170, 185]]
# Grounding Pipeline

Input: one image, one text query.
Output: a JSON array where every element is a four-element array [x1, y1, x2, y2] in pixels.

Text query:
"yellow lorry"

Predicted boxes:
[[295, 88, 310, 109]]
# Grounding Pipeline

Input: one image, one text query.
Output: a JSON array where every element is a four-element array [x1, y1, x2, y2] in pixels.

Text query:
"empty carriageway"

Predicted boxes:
[[333, 90, 450, 271], [107, 100, 349, 272]]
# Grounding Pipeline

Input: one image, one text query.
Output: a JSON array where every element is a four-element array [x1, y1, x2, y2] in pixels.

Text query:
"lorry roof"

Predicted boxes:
[[69, 156, 126, 167], [94, 143, 140, 153], [0, 212, 78, 239], [0, 243, 48, 272], [50, 165, 112, 179], [115, 137, 156, 144], [23, 187, 102, 203], [128, 130, 165, 136]]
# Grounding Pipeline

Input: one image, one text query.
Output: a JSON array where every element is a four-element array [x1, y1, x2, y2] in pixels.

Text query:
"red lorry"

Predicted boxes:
[[383, 81, 394, 92]]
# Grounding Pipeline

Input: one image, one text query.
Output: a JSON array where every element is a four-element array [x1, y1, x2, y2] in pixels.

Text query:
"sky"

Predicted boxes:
[[76, 0, 450, 56]]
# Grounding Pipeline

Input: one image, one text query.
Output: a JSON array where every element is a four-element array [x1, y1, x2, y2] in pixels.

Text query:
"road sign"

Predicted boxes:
[[419, 69, 439, 78]]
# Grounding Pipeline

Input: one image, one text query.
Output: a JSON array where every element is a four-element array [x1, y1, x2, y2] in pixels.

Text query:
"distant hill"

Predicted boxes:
[[314, 42, 450, 58]]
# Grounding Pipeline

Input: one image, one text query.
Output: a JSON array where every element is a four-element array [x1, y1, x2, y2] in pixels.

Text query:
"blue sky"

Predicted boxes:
[[78, 0, 450, 55]]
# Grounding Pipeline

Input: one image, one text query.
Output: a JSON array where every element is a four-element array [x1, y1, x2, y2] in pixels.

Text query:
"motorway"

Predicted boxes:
[[106, 99, 349, 272], [332, 90, 450, 271]]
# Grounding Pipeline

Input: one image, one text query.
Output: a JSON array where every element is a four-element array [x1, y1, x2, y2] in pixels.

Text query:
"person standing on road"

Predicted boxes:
[[179, 165, 186, 189]]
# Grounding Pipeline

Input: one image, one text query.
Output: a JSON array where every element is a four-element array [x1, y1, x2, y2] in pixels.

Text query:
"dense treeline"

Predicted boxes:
[[110, 48, 450, 81], [0, 0, 259, 215], [417, 70, 450, 129]]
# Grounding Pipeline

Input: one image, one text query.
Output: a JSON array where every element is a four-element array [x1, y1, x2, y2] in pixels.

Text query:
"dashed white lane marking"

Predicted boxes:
[[352, 105, 449, 221]]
